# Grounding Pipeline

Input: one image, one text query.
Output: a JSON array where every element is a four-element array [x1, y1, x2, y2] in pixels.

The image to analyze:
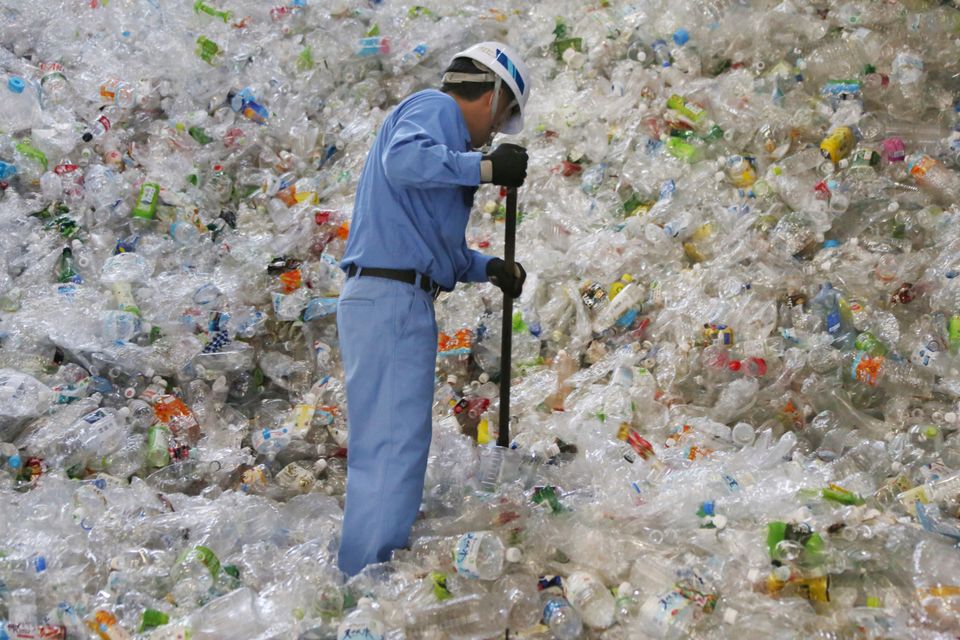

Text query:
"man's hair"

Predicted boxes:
[[441, 57, 517, 104]]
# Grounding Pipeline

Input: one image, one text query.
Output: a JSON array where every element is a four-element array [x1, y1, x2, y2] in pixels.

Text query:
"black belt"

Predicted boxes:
[[346, 265, 445, 299]]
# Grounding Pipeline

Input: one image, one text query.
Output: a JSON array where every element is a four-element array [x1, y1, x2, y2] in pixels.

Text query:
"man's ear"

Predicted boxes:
[[482, 88, 496, 109]]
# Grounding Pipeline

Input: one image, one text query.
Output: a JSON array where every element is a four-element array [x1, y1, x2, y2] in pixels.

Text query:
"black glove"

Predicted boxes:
[[486, 258, 526, 297], [482, 143, 528, 188]]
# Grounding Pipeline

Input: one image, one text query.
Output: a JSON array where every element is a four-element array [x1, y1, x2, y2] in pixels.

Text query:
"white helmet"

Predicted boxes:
[[443, 41, 531, 134]]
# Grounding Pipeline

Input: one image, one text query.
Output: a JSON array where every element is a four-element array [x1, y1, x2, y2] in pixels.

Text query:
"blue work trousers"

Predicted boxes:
[[336, 273, 438, 576]]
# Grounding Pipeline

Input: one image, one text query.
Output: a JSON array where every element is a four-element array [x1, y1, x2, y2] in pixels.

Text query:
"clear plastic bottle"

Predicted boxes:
[[495, 573, 542, 631], [187, 587, 267, 640], [906, 153, 960, 204], [170, 545, 220, 607], [337, 597, 385, 640], [810, 282, 856, 348], [1, 76, 40, 133], [401, 593, 507, 639], [453, 531, 507, 580], [38, 61, 71, 107], [541, 593, 584, 640], [799, 31, 889, 85], [844, 349, 935, 397], [897, 469, 960, 510], [56, 406, 131, 469], [564, 570, 616, 630]]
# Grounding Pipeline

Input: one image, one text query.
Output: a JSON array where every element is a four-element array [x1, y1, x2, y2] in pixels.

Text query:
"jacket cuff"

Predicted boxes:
[[480, 159, 493, 183]]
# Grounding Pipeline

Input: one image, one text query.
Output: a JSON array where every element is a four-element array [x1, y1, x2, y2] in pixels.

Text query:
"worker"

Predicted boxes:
[[336, 42, 532, 576]]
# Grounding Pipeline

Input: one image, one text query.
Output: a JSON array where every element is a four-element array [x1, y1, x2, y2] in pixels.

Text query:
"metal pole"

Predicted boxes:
[[497, 187, 517, 448]]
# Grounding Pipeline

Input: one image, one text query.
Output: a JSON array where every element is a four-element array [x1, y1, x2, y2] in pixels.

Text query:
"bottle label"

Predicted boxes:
[[132, 183, 159, 219], [275, 463, 315, 491], [3, 623, 68, 639], [339, 623, 383, 640], [183, 545, 220, 579], [851, 351, 883, 386], [146, 425, 171, 467], [825, 308, 841, 335], [453, 532, 484, 579], [252, 427, 291, 454], [286, 401, 317, 437], [909, 155, 936, 179], [83, 408, 109, 425], [915, 340, 941, 367], [639, 590, 693, 630]]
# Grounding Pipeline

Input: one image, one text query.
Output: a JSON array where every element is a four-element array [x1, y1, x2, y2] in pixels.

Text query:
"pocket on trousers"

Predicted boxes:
[[394, 286, 419, 336], [339, 298, 375, 307]]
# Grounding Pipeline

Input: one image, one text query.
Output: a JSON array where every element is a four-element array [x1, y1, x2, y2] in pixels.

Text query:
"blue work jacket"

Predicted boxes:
[[340, 89, 492, 290]]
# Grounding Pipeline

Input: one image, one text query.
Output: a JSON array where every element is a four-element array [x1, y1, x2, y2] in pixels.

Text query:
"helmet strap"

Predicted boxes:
[[490, 75, 503, 125]]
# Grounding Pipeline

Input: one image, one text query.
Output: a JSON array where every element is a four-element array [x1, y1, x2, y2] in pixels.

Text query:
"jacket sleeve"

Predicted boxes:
[[381, 97, 482, 189], [457, 247, 493, 284]]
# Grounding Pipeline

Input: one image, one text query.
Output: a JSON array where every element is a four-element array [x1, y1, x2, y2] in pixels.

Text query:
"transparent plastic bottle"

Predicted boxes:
[[810, 282, 856, 348], [897, 469, 960, 510], [541, 593, 584, 640], [401, 593, 507, 639], [453, 531, 508, 580], [170, 545, 220, 607], [187, 587, 267, 640], [564, 570, 616, 630], [1, 76, 40, 133], [906, 153, 960, 204], [799, 31, 889, 85], [56, 406, 130, 469], [337, 597, 385, 640]]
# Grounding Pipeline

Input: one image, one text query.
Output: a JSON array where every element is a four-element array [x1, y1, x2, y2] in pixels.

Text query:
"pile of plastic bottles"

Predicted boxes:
[[3, 0, 960, 637]]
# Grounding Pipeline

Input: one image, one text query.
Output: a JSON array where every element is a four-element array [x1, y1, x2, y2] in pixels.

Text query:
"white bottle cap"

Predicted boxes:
[[506, 547, 522, 563], [723, 607, 739, 625]]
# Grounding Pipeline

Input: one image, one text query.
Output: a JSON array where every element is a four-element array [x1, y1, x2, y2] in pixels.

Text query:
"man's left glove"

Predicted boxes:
[[486, 258, 526, 297]]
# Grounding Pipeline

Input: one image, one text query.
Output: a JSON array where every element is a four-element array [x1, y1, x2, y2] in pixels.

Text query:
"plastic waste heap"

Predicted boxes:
[[2, 1, 960, 638]]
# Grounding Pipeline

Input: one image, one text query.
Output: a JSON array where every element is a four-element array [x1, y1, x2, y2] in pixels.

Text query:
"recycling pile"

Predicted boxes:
[[3, 0, 960, 638]]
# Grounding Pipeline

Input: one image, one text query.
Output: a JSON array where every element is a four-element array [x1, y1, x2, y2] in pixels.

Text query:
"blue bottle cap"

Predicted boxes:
[[7, 76, 25, 94], [822, 240, 841, 249], [672, 29, 690, 46]]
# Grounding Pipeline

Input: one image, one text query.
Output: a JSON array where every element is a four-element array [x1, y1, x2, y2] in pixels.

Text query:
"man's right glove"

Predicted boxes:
[[486, 257, 526, 298], [481, 143, 528, 188]]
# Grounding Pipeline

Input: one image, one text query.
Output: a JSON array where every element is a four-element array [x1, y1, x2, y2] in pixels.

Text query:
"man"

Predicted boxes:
[[336, 42, 532, 576]]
